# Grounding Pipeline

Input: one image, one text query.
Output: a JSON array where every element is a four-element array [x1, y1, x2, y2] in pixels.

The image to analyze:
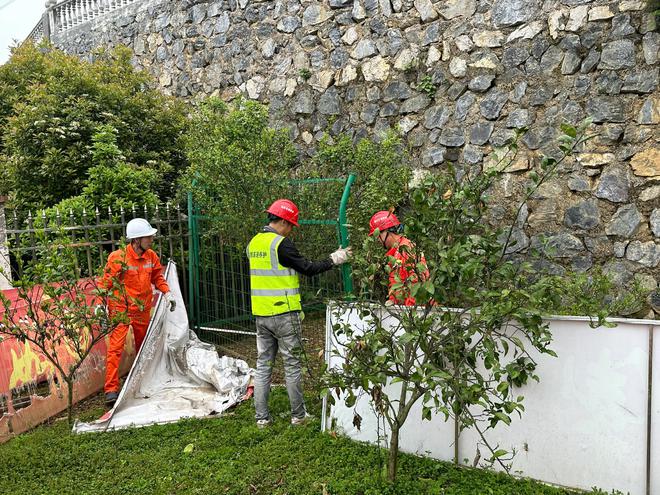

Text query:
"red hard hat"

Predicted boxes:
[[267, 199, 300, 227], [369, 210, 400, 236]]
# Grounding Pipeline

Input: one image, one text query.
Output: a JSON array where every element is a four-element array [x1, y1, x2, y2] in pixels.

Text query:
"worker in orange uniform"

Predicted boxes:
[[369, 211, 430, 306], [100, 218, 175, 406]]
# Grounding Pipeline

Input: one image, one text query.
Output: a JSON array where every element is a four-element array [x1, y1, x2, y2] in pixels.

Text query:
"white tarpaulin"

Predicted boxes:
[[73, 261, 253, 433]]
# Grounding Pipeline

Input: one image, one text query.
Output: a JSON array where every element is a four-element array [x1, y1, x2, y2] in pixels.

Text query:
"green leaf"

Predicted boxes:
[[494, 412, 511, 425], [492, 449, 508, 459], [422, 406, 432, 421], [560, 123, 577, 138]]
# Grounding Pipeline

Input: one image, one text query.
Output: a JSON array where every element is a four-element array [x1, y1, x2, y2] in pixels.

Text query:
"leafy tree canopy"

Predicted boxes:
[[0, 43, 188, 210]]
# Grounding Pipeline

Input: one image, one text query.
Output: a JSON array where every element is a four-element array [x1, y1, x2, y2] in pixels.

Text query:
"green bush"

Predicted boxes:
[[548, 267, 649, 320], [0, 43, 188, 210], [33, 125, 160, 222], [181, 97, 298, 247], [79, 125, 160, 212], [311, 131, 411, 243]]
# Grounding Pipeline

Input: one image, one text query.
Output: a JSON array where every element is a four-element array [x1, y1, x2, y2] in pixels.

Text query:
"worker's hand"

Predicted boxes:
[[330, 247, 352, 265], [164, 292, 176, 312]]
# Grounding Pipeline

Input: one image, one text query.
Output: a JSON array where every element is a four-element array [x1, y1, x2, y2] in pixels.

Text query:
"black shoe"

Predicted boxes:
[[105, 391, 119, 406]]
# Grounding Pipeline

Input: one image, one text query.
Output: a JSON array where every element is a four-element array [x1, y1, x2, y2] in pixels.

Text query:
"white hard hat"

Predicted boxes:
[[126, 218, 157, 240]]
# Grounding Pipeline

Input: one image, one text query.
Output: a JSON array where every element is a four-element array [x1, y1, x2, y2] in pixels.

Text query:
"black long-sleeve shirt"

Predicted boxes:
[[263, 226, 335, 276]]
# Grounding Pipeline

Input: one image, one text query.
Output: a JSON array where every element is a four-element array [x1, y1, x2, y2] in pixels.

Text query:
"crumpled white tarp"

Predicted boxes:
[[73, 261, 253, 433]]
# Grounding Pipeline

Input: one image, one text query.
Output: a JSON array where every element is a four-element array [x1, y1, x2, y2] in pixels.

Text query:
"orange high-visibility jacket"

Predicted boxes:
[[100, 243, 170, 317], [386, 237, 430, 306]]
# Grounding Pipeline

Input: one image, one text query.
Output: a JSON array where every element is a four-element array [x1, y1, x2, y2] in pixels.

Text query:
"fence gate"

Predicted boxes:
[[187, 175, 355, 365]]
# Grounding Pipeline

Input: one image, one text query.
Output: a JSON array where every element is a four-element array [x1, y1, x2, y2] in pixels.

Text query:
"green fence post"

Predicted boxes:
[[338, 174, 356, 295], [187, 190, 197, 329]]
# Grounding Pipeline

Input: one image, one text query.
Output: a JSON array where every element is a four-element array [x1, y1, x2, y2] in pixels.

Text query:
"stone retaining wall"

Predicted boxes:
[[50, 0, 659, 315]]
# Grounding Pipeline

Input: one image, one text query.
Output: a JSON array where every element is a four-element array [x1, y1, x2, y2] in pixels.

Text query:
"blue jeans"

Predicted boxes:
[[254, 311, 307, 421]]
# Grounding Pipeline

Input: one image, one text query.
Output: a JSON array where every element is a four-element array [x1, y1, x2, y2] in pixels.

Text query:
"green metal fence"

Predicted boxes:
[[187, 175, 356, 356]]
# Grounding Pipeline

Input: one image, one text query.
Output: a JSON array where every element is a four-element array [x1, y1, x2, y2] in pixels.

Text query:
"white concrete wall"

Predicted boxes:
[[651, 324, 660, 495], [324, 304, 660, 495]]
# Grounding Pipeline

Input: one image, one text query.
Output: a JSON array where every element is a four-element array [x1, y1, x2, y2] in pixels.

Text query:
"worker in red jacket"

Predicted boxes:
[[100, 218, 175, 406], [369, 211, 430, 306]]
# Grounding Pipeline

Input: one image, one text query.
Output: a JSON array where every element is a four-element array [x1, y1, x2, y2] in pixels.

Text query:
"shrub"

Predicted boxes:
[[181, 97, 298, 247]]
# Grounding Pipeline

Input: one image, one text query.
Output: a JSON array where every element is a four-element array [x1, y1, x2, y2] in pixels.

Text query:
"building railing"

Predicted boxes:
[[50, 0, 142, 34], [24, 0, 143, 44], [25, 19, 46, 44]]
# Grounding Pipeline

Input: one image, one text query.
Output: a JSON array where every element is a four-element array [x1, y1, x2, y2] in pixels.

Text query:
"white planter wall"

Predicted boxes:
[[323, 304, 660, 495]]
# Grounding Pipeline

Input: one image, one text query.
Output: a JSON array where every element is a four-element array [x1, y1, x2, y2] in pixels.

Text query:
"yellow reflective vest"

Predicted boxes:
[[247, 232, 301, 316]]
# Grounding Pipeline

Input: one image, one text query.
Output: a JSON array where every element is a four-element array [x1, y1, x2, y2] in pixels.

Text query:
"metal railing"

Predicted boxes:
[[0, 202, 190, 304], [25, 18, 46, 44], [50, 0, 142, 34]]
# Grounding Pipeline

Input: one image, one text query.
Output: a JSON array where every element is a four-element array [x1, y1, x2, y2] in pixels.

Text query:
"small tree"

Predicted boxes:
[[0, 44, 188, 209], [0, 236, 129, 425], [323, 122, 608, 482]]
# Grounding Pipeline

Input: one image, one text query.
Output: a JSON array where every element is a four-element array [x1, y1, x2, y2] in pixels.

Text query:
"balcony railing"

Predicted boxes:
[[50, 0, 141, 33], [24, 0, 143, 44], [25, 18, 46, 44]]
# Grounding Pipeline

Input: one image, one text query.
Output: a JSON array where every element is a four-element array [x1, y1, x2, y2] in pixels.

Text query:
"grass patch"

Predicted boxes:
[[0, 389, 618, 495]]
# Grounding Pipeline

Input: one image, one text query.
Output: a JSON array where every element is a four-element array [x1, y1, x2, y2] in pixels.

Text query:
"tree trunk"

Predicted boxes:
[[387, 424, 399, 482], [66, 377, 74, 426]]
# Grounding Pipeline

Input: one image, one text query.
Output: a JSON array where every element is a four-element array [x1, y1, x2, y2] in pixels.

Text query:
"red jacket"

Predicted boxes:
[[100, 244, 169, 319], [386, 238, 430, 306]]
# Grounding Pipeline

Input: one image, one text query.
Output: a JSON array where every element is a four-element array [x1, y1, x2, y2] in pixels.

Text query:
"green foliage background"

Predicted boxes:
[[180, 97, 297, 247], [0, 43, 188, 210]]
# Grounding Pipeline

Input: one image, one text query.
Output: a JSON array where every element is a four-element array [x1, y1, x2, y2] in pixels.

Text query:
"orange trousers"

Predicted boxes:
[[104, 315, 149, 393]]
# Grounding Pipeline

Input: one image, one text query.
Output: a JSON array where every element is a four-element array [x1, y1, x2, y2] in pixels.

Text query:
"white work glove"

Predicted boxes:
[[164, 292, 176, 312], [330, 247, 352, 265]]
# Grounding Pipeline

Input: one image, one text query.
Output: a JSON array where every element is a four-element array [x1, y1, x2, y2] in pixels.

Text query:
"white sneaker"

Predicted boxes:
[[291, 413, 314, 426], [256, 419, 272, 429]]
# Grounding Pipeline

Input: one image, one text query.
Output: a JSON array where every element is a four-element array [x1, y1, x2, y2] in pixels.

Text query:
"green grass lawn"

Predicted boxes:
[[0, 389, 618, 495]]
